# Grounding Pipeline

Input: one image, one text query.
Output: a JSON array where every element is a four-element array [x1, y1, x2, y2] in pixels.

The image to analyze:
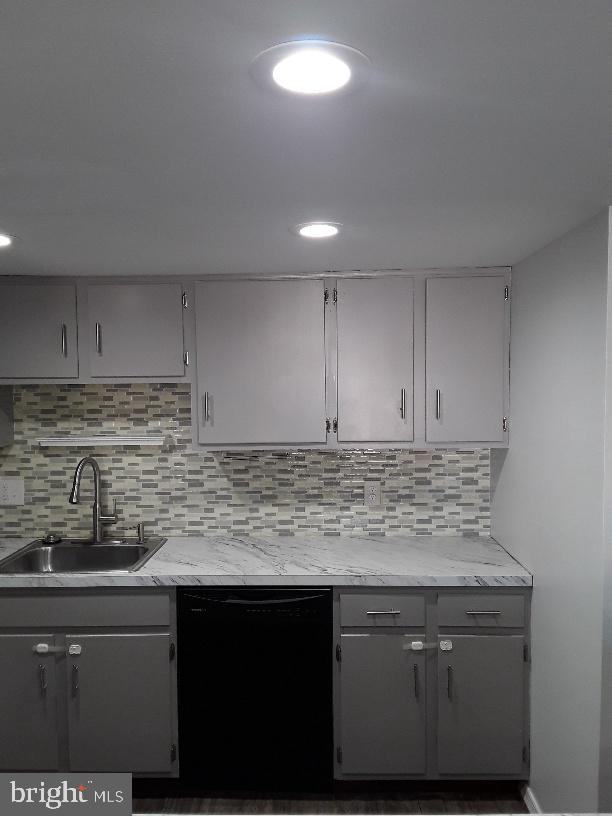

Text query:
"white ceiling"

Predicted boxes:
[[1, 0, 612, 277]]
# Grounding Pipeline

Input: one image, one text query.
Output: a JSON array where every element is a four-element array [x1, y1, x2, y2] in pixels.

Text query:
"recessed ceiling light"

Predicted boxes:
[[0, 234, 13, 248], [292, 222, 342, 239], [251, 41, 369, 96], [272, 49, 351, 94]]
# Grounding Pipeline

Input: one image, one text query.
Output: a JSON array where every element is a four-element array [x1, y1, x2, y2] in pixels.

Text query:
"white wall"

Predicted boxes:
[[492, 210, 609, 812], [599, 209, 612, 812]]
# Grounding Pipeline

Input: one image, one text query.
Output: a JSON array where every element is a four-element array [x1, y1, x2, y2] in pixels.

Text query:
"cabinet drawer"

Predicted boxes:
[[0, 591, 171, 628], [438, 594, 525, 628], [340, 594, 425, 627]]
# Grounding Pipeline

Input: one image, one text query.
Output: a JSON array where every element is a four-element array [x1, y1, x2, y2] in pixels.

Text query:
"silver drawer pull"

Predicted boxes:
[[465, 610, 502, 615], [435, 388, 441, 420], [95, 322, 102, 354], [400, 388, 406, 420], [61, 323, 67, 357], [365, 610, 401, 615], [202, 391, 210, 424]]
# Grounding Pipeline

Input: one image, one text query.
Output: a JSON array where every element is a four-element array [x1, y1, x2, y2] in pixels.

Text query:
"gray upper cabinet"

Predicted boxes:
[[0, 284, 78, 378], [425, 275, 508, 443], [437, 634, 525, 775], [195, 279, 327, 446], [337, 278, 414, 443], [66, 633, 173, 773], [0, 634, 59, 770], [339, 633, 426, 775], [86, 283, 185, 378]]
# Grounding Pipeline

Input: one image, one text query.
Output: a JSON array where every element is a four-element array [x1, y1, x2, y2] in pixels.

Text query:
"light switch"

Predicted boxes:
[[0, 477, 25, 506]]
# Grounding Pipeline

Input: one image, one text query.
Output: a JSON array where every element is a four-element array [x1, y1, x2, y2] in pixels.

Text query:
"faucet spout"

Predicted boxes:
[[68, 457, 117, 543]]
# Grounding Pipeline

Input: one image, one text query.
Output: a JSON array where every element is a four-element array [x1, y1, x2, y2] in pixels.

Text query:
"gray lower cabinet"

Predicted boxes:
[[0, 591, 177, 775], [425, 275, 508, 443], [336, 590, 529, 779], [195, 279, 327, 446], [66, 633, 173, 773], [336, 278, 414, 444], [86, 283, 186, 377], [437, 634, 525, 775], [339, 634, 426, 775], [0, 634, 60, 770], [0, 284, 78, 378]]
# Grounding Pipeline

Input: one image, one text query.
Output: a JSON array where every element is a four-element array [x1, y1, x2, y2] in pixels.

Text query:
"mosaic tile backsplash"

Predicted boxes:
[[0, 385, 491, 538]]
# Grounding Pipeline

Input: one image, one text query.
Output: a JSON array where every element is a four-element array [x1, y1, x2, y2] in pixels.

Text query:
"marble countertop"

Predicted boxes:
[[0, 534, 531, 588]]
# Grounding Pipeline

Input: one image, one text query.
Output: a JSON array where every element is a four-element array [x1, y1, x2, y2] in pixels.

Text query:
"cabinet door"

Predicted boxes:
[[426, 276, 507, 442], [0, 284, 78, 378], [339, 634, 426, 775], [0, 635, 59, 770], [195, 280, 326, 445], [437, 635, 525, 775], [87, 283, 185, 377], [66, 633, 173, 772], [337, 278, 414, 443]]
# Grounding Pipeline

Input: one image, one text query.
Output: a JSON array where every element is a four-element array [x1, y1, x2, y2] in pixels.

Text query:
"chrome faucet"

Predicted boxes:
[[68, 457, 118, 543]]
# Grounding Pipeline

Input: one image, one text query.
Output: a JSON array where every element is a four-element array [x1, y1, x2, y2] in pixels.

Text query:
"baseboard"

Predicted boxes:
[[522, 784, 541, 814]]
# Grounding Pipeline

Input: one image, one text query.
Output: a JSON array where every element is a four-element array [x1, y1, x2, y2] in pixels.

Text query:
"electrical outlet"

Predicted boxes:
[[364, 480, 382, 506], [0, 477, 24, 506]]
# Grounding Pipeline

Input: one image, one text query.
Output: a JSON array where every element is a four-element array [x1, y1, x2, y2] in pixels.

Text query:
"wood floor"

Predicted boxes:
[[132, 782, 528, 814]]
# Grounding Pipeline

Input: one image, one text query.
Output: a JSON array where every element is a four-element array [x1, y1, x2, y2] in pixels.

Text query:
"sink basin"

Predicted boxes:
[[0, 537, 166, 574]]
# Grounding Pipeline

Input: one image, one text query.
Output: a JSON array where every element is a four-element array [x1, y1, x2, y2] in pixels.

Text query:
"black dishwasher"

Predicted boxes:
[[177, 588, 333, 790]]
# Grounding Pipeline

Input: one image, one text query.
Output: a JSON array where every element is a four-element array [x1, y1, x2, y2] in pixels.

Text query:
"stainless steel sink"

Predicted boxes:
[[0, 536, 166, 574]]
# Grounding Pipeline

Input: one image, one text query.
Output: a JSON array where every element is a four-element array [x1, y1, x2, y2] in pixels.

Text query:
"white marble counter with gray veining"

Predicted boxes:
[[0, 534, 531, 588]]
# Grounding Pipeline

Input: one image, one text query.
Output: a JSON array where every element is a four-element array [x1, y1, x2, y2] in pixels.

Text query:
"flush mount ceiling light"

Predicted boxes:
[[0, 233, 13, 248], [251, 40, 369, 96], [291, 222, 342, 239]]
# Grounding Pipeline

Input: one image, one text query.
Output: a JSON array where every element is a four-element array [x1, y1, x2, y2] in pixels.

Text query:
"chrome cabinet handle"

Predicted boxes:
[[38, 664, 47, 695], [203, 391, 210, 424], [413, 663, 419, 698], [95, 322, 102, 354], [465, 610, 502, 615], [365, 610, 401, 616], [435, 389, 441, 420], [400, 388, 406, 420], [71, 664, 79, 695], [447, 665, 453, 700], [61, 324, 67, 357]]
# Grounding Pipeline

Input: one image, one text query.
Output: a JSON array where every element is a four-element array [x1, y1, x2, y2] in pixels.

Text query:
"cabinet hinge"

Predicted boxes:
[[336, 746, 343, 764], [333, 288, 337, 303], [169, 642, 176, 661], [324, 288, 329, 304], [183, 351, 189, 367], [503, 416, 508, 432], [171, 743, 177, 762], [182, 292, 188, 309], [523, 643, 529, 662], [504, 285, 509, 301], [335, 644, 342, 662]]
